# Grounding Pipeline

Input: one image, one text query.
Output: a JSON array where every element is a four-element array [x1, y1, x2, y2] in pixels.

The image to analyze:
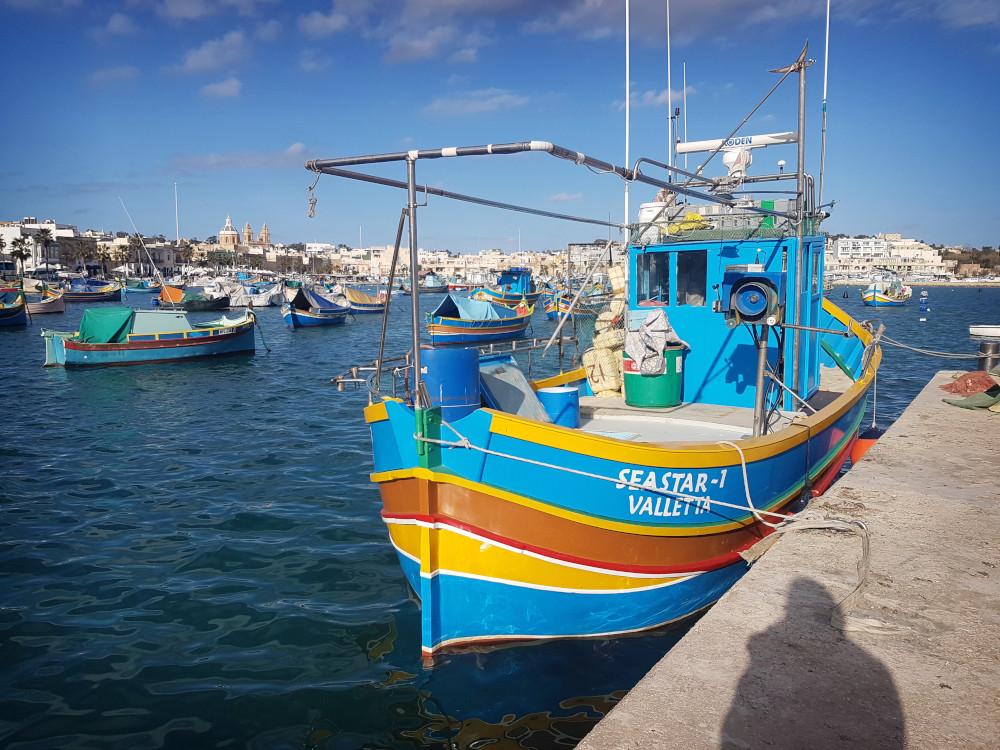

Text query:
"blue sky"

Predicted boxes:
[[2, 0, 998, 253]]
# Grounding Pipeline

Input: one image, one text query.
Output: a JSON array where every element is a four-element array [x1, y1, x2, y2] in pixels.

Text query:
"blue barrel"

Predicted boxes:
[[536, 386, 580, 428], [421, 347, 481, 421]]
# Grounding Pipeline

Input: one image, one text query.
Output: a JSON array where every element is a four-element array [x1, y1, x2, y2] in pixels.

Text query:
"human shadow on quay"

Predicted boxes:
[[721, 577, 905, 749]]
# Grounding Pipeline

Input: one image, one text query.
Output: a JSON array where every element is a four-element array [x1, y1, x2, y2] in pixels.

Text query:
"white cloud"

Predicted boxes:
[[386, 24, 457, 62], [170, 143, 308, 173], [450, 48, 477, 63], [89, 66, 140, 86], [106, 12, 138, 35], [200, 77, 242, 97], [299, 50, 333, 72], [174, 30, 246, 73], [158, 0, 211, 20], [298, 7, 349, 37], [424, 88, 529, 116], [255, 19, 281, 40], [549, 192, 583, 203]]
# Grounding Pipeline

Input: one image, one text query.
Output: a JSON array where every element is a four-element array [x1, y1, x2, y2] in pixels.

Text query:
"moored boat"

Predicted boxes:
[[0, 290, 28, 326], [472, 267, 542, 308], [426, 294, 533, 345], [310, 44, 883, 655], [969, 324, 1000, 338], [25, 287, 65, 314], [862, 277, 911, 307], [281, 286, 350, 328], [345, 286, 388, 314], [63, 279, 122, 302], [41, 307, 256, 367]]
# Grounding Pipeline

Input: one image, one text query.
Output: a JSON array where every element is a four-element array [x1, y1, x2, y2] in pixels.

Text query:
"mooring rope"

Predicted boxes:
[[880, 335, 978, 359]]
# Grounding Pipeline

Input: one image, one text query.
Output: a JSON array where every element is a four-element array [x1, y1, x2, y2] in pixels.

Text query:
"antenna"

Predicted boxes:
[[819, 0, 831, 208]]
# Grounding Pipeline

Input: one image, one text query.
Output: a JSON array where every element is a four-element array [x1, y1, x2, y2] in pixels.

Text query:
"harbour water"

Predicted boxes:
[[1, 286, 997, 749]]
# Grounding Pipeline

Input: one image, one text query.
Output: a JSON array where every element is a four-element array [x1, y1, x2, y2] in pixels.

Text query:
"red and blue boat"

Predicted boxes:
[[426, 294, 533, 346], [309, 44, 882, 656], [861, 277, 911, 307], [41, 307, 256, 367]]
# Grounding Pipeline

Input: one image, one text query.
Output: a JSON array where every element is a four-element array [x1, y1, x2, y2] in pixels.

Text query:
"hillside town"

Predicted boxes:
[[1, 214, 996, 284]]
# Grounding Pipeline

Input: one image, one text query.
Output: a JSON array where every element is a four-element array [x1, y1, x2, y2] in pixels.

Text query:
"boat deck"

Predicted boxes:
[[577, 364, 854, 443]]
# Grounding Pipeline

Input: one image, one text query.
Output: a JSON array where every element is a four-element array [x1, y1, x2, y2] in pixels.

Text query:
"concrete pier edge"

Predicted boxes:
[[578, 371, 1000, 749]]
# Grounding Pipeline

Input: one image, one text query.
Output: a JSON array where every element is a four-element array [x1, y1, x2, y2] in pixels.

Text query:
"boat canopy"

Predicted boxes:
[[76, 307, 134, 344], [431, 294, 518, 321]]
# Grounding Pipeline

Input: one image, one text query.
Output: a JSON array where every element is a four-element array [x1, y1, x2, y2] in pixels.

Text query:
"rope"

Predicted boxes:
[[880, 335, 978, 359], [252, 311, 271, 352], [416, 420, 800, 523]]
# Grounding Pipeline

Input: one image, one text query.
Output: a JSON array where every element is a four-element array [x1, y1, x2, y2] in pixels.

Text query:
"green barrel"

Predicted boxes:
[[622, 347, 684, 407]]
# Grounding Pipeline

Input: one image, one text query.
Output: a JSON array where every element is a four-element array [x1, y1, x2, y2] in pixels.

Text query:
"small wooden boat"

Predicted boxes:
[[419, 273, 449, 293], [426, 294, 533, 345], [861, 278, 911, 307], [543, 292, 608, 320], [281, 286, 350, 328], [63, 280, 122, 302], [969, 325, 1000, 338], [42, 307, 256, 367], [0, 291, 27, 326], [345, 287, 388, 314], [122, 279, 163, 294], [472, 267, 542, 307], [159, 285, 229, 312], [25, 288, 65, 314]]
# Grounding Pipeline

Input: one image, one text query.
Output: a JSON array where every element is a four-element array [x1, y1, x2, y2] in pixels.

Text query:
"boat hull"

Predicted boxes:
[[25, 291, 65, 314], [473, 288, 542, 307], [861, 291, 908, 307], [43, 317, 256, 367], [281, 305, 349, 328], [0, 300, 27, 326], [426, 318, 531, 345]]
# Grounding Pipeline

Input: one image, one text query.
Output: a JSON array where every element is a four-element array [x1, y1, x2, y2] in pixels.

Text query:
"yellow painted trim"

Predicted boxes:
[[531, 366, 587, 390], [371, 465, 769, 536], [386, 522, 688, 590], [364, 400, 396, 423]]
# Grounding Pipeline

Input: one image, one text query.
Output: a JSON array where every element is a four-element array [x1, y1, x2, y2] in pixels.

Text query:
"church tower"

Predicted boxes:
[[219, 215, 240, 247], [243, 222, 254, 244], [259, 222, 271, 246]]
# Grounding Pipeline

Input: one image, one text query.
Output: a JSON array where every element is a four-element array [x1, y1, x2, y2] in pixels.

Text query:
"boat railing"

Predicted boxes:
[[331, 335, 579, 401]]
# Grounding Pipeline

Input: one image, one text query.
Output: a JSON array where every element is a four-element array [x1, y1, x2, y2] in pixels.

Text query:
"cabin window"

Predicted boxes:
[[636, 252, 669, 306], [676, 250, 707, 306], [812, 252, 820, 294]]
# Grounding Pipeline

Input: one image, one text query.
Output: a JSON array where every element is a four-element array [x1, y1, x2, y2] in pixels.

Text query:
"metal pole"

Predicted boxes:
[[819, 0, 830, 209], [753, 325, 770, 437], [406, 158, 424, 408], [791, 46, 809, 397], [624, 0, 631, 232]]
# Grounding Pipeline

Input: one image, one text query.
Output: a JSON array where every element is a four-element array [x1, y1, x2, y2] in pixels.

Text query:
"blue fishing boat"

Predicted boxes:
[[426, 294, 533, 345], [41, 307, 256, 367], [420, 273, 449, 294], [473, 267, 542, 307], [0, 290, 28, 326], [62, 279, 122, 302], [122, 279, 163, 294], [281, 286, 350, 328], [310, 44, 882, 655]]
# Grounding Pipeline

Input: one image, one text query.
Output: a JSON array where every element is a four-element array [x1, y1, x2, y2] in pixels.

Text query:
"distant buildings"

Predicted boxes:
[[825, 233, 955, 278]]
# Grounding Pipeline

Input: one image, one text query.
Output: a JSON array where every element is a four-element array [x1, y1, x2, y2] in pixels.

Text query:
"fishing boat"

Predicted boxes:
[[543, 292, 607, 321], [0, 291, 27, 326], [345, 287, 389, 314], [122, 279, 163, 294], [63, 279, 122, 302], [472, 267, 542, 307], [158, 285, 229, 312], [281, 286, 350, 328], [448, 279, 474, 291], [25, 287, 65, 314], [861, 276, 911, 307], [420, 273, 449, 294], [426, 294, 533, 346], [41, 307, 256, 367], [311, 44, 882, 655]]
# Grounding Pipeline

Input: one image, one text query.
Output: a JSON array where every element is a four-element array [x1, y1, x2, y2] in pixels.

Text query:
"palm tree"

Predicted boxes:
[[35, 228, 54, 272], [0, 235, 7, 279], [126, 233, 144, 277], [10, 237, 31, 278]]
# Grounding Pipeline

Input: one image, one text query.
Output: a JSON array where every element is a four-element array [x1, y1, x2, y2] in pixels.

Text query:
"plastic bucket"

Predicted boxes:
[[536, 386, 580, 428], [421, 346, 481, 421], [622, 347, 683, 407]]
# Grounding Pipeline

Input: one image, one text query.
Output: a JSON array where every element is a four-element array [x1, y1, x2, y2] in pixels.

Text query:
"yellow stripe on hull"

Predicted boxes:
[[384, 518, 695, 593]]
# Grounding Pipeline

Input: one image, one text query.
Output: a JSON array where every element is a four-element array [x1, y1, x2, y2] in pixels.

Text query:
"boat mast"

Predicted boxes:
[[624, 0, 631, 234], [406, 157, 424, 408], [666, 0, 673, 177], [792, 45, 811, 394], [819, 0, 831, 209]]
